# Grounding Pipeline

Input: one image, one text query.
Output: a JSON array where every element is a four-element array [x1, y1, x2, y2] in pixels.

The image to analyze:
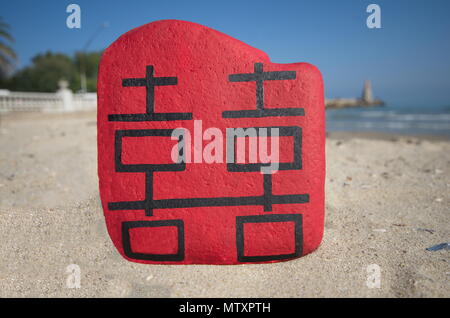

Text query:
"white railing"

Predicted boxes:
[[0, 88, 97, 113], [73, 92, 97, 111]]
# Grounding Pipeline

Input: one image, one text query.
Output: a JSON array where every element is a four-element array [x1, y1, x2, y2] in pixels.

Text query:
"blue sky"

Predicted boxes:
[[1, 0, 450, 107]]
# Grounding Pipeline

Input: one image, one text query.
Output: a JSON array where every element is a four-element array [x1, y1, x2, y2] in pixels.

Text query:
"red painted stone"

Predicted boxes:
[[98, 20, 325, 264]]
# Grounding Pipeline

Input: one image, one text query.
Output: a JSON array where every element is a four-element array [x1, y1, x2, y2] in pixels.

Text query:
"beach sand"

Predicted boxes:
[[0, 111, 448, 297]]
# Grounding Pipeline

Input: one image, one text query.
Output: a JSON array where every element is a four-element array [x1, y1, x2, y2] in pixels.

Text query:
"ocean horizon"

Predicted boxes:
[[326, 104, 450, 137]]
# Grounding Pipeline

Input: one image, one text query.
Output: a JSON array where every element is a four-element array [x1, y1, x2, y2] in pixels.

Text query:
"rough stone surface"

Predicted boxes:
[[97, 20, 325, 264]]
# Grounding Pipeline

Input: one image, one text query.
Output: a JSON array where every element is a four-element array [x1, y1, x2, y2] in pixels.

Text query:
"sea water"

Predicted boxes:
[[326, 104, 450, 137]]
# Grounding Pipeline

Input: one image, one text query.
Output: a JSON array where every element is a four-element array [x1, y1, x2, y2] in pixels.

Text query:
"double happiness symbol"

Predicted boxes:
[[98, 20, 325, 264]]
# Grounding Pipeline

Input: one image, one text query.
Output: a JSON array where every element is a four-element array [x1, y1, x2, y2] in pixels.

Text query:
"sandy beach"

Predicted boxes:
[[0, 111, 448, 298]]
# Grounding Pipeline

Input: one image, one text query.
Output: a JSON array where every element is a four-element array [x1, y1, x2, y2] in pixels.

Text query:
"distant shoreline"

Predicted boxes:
[[1, 111, 448, 142], [327, 130, 450, 142], [325, 98, 384, 109]]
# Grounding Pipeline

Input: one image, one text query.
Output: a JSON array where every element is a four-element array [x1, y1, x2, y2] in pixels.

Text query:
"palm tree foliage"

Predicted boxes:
[[0, 17, 17, 79]]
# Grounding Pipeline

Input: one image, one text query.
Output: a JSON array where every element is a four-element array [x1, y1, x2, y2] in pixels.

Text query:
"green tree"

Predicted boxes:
[[4, 52, 77, 92], [2, 50, 102, 92], [74, 51, 102, 92], [0, 17, 17, 79]]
